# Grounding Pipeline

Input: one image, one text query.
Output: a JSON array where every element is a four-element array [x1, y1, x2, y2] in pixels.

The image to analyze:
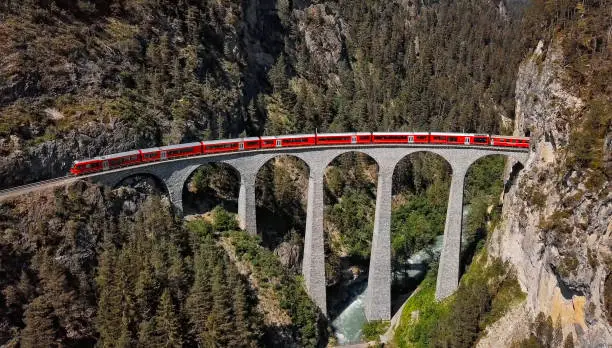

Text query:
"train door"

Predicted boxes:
[[161, 151, 167, 160], [408, 136, 414, 143], [464, 137, 470, 145], [102, 160, 109, 171], [239, 142, 245, 151], [276, 139, 282, 147], [351, 135, 357, 144]]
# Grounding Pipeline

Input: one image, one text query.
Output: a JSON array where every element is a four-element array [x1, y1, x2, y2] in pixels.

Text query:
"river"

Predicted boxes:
[[331, 205, 471, 345]]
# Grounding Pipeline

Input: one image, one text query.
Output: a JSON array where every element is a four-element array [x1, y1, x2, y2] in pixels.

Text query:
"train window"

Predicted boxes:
[[417, 136, 427, 140], [375, 135, 405, 140], [448, 137, 457, 142], [284, 138, 309, 143], [85, 163, 98, 169], [263, 140, 275, 145], [358, 136, 370, 140], [144, 153, 157, 158], [246, 141, 259, 146], [318, 137, 350, 142], [207, 143, 236, 150], [474, 137, 487, 143], [168, 147, 194, 155], [433, 136, 446, 140]]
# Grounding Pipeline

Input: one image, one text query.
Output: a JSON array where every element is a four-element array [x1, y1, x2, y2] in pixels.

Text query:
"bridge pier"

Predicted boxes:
[[302, 166, 327, 314], [435, 166, 467, 300], [237, 172, 257, 235], [364, 164, 393, 321]]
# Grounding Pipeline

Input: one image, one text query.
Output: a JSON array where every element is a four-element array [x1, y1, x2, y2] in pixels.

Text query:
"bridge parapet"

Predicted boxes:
[[77, 145, 530, 320]]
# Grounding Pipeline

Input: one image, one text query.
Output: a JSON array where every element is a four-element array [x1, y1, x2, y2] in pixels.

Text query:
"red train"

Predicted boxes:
[[69, 132, 529, 175]]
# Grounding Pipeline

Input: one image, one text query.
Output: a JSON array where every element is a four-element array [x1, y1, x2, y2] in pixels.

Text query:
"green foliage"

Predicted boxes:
[[327, 190, 374, 258], [391, 192, 446, 266], [227, 231, 324, 347], [394, 252, 526, 348], [211, 206, 239, 232], [94, 198, 261, 347], [361, 320, 390, 342]]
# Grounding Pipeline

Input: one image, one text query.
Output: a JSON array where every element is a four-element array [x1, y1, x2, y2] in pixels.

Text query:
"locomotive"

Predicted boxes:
[[69, 132, 529, 175]]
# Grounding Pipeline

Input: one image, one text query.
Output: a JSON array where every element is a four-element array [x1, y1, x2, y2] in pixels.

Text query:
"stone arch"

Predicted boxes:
[[388, 150, 453, 304], [181, 161, 242, 216], [322, 150, 380, 319], [254, 154, 311, 250], [392, 150, 453, 194], [110, 172, 168, 196]]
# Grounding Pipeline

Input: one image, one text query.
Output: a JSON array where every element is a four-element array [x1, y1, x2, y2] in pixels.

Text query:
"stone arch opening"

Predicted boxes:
[[114, 173, 168, 197], [255, 154, 310, 256], [389, 151, 452, 310], [181, 162, 241, 217], [460, 154, 518, 275], [323, 151, 379, 320]]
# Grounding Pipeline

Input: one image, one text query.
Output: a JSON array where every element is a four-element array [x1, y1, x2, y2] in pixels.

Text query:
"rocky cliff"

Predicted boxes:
[[478, 38, 611, 347]]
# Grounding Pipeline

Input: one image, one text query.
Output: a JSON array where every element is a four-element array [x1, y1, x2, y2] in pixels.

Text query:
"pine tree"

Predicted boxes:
[[21, 296, 56, 348], [96, 246, 124, 346], [187, 248, 213, 344], [228, 270, 259, 347], [206, 262, 234, 346], [153, 289, 182, 348]]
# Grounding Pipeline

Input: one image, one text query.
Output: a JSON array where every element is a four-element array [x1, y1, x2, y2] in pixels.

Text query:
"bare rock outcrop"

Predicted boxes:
[[479, 40, 611, 347]]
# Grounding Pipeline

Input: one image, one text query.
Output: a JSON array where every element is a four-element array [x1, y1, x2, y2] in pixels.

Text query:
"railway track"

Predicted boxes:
[[0, 176, 75, 201]]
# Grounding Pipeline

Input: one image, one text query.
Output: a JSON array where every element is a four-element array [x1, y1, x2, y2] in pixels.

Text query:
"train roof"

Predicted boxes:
[[316, 132, 372, 137], [141, 147, 161, 153], [491, 135, 529, 139], [430, 132, 476, 136], [160, 142, 202, 150], [372, 132, 429, 135], [202, 138, 241, 145], [260, 134, 315, 140], [277, 133, 315, 139], [94, 149, 141, 160]]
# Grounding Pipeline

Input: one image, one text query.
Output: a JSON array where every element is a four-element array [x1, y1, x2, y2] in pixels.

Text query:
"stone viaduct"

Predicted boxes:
[[88, 145, 529, 321]]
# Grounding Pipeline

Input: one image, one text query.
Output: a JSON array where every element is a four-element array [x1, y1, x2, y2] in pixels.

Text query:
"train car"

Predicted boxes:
[[140, 148, 162, 162], [429, 132, 469, 145], [315, 132, 373, 145], [372, 132, 429, 144], [471, 134, 490, 146], [202, 139, 241, 154], [372, 132, 409, 144], [70, 159, 104, 175], [355, 132, 373, 144], [242, 137, 261, 150], [409, 132, 429, 144], [260, 134, 316, 148], [277, 134, 316, 147], [160, 142, 202, 160], [98, 150, 142, 171], [260, 136, 278, 149], [490, 135, 530, 148]]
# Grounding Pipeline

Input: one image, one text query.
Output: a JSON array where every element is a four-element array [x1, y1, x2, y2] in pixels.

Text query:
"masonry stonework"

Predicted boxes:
[[87, 145, 529, 320]]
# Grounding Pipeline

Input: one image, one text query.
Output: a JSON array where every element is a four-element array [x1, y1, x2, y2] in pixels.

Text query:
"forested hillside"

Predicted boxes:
[[0, 183, 324, 346], [0, 0, 526, 188], [2, 0, 608, 346]]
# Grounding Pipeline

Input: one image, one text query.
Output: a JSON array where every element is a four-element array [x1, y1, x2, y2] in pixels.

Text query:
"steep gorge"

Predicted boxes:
[[479, 35, 611, 346]]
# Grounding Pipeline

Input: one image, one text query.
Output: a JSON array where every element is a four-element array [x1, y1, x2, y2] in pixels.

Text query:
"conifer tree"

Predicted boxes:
[[153, 289, 182, 348], [187, 249, 213, 344], [21, 296, 56, 348]]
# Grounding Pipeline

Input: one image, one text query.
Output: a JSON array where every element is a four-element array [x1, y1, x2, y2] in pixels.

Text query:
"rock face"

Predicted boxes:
[[0, 122, 158, 189], [480, 40, 611, 346], [294, 4, 346, 75], [275, 241, 302, 271]]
